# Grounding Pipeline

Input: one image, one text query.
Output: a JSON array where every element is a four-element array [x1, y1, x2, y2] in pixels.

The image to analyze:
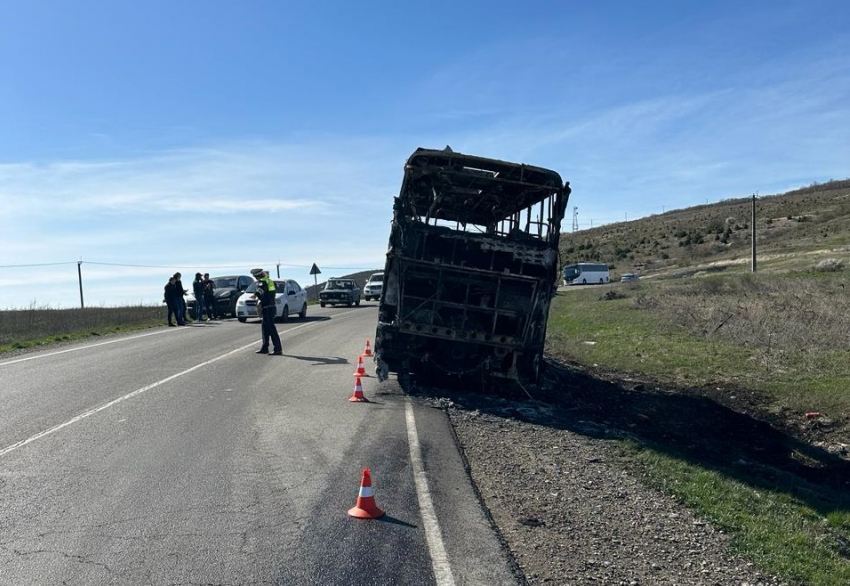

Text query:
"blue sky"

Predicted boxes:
[[1, 0, 848, 309]]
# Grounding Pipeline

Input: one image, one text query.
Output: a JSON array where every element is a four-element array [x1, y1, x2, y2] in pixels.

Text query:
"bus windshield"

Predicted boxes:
[[563, 266, 580, 279]]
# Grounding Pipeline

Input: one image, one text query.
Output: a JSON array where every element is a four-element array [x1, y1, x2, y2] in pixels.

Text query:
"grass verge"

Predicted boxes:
[[546, 275, 850, 585], [620, 443, 850, 586]]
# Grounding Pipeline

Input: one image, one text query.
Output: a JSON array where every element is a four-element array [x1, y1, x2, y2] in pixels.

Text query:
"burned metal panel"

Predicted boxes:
[[376, 148, 569, 387]]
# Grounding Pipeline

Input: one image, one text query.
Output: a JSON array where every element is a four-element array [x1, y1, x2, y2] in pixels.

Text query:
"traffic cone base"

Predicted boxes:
[[348, 469, 384, 519], [349, 377, 369, 402]]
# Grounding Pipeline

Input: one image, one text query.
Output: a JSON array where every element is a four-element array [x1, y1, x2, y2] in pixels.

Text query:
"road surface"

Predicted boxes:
[[0, 304, 518, 585]]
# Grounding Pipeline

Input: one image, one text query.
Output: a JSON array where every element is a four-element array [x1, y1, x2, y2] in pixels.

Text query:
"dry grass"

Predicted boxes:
[[560, 179, 850, 278], [643, 274, 850, 369], [0, 305, 164, 349]]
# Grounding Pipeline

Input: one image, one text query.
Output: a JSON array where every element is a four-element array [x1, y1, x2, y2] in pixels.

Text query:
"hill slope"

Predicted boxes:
[[559, 179, 850, 279]]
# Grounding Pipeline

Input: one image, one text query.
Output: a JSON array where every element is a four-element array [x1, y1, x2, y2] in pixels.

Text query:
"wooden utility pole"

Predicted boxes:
[[751, 193, 757, 273], [77, 260, 85, 308]]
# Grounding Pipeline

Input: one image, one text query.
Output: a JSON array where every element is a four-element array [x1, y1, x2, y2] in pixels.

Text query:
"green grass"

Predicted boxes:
[[547, 287, 761, 387], [547, 277, 850, 416], [620, 444, 850, 586], [547, 277, 850, 585]]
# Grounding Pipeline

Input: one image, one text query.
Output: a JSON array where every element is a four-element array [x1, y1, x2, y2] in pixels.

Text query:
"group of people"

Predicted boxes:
[[163, 272, 216, 326], [162, 268, 282, 357]]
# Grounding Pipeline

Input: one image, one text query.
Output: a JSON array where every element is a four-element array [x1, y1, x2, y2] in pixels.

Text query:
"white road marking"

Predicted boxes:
[[406, 399, 457, 586], [0, 322, 315, 458]]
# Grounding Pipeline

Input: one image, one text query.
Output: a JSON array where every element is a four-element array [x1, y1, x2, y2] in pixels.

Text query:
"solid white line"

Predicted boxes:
[[405, 399, 457, 586], [0, 321, 316, 458]]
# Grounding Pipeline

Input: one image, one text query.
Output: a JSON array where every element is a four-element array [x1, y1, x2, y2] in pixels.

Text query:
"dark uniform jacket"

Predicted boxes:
[[256, 276, 277, 309], [164, 282, 177, 304], [202, 278, 216, 301]]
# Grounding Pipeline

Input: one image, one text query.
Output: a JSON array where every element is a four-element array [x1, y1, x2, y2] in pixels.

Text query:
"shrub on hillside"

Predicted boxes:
[[814, 258, 845, 272]]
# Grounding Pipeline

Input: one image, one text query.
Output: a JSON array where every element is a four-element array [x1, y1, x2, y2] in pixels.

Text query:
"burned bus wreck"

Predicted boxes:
[[375, 147, 570, 387]]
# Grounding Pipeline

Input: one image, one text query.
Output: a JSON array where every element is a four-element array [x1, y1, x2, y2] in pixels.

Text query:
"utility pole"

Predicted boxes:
[[751, 193, 757, 273], [77, 260, 84, 308], [572, 206, 578, 232]]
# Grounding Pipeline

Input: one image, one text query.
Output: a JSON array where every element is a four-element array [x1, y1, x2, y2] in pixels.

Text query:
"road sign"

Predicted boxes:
[[310, 264, 321, 275]]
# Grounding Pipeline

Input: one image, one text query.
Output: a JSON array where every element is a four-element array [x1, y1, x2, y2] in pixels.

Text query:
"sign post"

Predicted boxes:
[[310, 264, 321, 301]]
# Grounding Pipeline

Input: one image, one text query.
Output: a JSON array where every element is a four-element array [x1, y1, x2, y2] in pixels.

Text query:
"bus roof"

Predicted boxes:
[[401, 147, 567, 227]]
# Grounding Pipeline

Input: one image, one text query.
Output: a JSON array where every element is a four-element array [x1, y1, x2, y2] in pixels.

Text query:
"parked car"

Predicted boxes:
[[187, 274, 254, 319], [620, 273, 639, 282], [363, 272, 384, 301], [319, 278, 361, 307], [235, 278, 308, 322]]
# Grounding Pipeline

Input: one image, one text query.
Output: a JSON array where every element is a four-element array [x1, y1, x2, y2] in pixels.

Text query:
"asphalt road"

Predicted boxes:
[[0, 304, 518, 586]]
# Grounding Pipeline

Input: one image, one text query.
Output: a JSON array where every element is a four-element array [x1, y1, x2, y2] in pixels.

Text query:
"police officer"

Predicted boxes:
[[251, 268, 282, 355]]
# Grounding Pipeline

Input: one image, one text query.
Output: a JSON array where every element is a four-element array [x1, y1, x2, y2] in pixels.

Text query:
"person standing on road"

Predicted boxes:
[[164, 276, 184, 326], [173, 272, 188, 323], [202, 273, 216, 320], [192, 273, 208, 321], [251, 268, 282, 355]]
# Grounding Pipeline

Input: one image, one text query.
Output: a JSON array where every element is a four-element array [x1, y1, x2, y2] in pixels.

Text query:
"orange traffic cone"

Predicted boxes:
[[349, 376, 369, 402], [348, 468, 384, 519], [353, 355, 368, 377], [361, 339, 373, 357]]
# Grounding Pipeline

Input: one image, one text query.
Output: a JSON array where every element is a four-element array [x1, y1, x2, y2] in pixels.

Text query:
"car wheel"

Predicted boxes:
[[280, 305, 289, 323], [320, 302, 326, 308], [299, 303, 307, 318], [230, 299, 238, 317], [238, 317, 247, 323], [355, 299, 360, 307], [346, 300, 352, 307]]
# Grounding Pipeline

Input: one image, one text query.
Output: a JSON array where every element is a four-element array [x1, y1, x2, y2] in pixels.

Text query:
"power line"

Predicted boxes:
[[0, 260, 381, 271]]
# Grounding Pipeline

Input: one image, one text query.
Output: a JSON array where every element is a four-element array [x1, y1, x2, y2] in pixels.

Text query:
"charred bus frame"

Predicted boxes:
[[375, 148, 570, 387]]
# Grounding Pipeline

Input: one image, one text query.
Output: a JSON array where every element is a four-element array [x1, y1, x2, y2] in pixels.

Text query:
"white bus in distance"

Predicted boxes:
[[563, 262, 610, 285]]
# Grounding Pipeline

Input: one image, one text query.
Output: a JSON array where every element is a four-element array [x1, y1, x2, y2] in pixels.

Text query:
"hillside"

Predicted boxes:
[[559, 179, 850, 279]]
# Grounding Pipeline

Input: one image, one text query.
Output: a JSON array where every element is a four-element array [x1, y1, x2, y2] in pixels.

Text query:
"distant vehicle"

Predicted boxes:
[[375, 147, 569, 387], [363, 272, 384, 301], [620, 273, 638, 282], [187, 274, 254, 318], [319, 278, 361, 307], [563, 263, 610, 285], [235, 279, 308, 323]]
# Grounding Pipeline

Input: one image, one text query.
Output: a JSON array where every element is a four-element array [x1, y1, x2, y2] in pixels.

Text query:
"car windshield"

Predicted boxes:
[[370, 274, 383, 283], [214, 277, 237, 288], [244, 281, 285, 294], [326, 280, 352, 289]]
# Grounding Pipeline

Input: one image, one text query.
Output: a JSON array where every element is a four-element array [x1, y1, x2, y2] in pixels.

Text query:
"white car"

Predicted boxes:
[[363, 272, 384, 301], [235, 279, 308, 323]]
